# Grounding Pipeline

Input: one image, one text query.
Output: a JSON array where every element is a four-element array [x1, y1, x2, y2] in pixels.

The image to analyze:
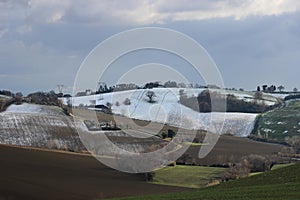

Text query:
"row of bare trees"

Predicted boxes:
[[222, 154, 281, 181]]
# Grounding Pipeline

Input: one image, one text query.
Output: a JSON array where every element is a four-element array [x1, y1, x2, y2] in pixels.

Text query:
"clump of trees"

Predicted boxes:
[[222, 159, 250, 181], [0, 96, 22, 112], [180, 90, 274, 113], [28, 91, 60, 106], [96, 84, 114, 94], [0, 90, 24, 112], [164, 81, 178, 88], [0, 90, 15, 97], [156, 129, 176, 139], [222, 154, 280, 182], [179, 90, 199, 111], [285, 136, 300, 154], [144, 82, 163, 89], [226, 93, 271, 113], [258, 85, 277, 93], [257, 84, 292, 93]]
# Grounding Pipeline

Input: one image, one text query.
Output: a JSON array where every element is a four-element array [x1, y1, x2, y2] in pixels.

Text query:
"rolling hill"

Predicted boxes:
[[111, 163, 300, 200], [253, 99, 300, 143], [0, 103, 84, 151], [66, 88, 280, 137]]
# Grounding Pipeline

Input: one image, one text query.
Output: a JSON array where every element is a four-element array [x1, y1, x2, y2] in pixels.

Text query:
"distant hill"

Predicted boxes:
[[251, 99, 300, 143], [66, 88, 279, 137]]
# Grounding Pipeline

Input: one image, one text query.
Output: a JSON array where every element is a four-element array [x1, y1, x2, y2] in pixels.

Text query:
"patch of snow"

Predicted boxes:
[[262, 128, 273, 133], [4, 103, 63, 116], [264, 121, 273, 125], [277, 121, 286, 125]]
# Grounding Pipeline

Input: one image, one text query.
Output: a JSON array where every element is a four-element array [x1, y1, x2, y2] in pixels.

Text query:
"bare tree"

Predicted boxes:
[[146, 91, 156, 103], [278, 85, 285, 92], [293, 88, 298, 93], [254, 91, 263, 100], [285, 136, 300, 153], [123, 98, 131, 105], [222, 159, 250, 181]]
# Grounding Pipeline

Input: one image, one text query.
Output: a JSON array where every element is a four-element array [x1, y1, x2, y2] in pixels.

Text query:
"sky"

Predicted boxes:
[[0, 0, 300, 94]]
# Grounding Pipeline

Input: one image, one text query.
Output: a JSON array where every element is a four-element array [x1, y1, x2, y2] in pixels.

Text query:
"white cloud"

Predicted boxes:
[[26, 0, 69, 23], [1, 0, 300, 26], [149, 0, 300, 21]]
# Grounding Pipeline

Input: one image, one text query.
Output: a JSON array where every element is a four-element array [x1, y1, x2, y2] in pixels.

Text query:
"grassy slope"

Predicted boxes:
[[254, 100, 300, 142], [153, 165, 225, 188], [110, 163, 300, 200]]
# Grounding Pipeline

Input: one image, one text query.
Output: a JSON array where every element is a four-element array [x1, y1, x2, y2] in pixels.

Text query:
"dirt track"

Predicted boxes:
[[0, 145, 189, 200]]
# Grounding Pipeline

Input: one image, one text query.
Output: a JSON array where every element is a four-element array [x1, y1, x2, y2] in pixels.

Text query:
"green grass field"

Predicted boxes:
[[153, 165, 226, 188], [249, 163, 296, 177], [109, 163, 300, 200], [271, 163, 295, 170], [253, 100, 300, 143]]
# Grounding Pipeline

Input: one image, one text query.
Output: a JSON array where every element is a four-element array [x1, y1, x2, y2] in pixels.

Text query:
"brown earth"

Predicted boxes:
[[179, 135, 283, 166], [0, 145, 190, 200], [71, 107, 180, 134]]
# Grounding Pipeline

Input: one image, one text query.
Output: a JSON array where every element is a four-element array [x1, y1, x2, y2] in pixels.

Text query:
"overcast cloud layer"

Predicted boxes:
[[0, 0, 300, 93]]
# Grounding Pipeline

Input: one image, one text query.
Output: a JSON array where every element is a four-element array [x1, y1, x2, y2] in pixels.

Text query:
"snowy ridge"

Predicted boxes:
[[68, 88, 259, 137], [5, 103, 65, 116]]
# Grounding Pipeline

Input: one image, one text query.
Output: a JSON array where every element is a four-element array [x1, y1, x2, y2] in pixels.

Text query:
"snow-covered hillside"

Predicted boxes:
[[0, 103, 83, 150], [0, 103, 165, 153], [268, 93, 293, 99], [5, 103, 66, 115], [67, 88, 262, 137]]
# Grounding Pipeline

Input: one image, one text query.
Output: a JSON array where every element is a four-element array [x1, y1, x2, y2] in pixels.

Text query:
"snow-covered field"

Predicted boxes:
[[66, 88, 261, 137], [5, 103, 66, 115], [269, 93, 294, 99], [0, 103, 83, 150], [0, 103, 162, 153]]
